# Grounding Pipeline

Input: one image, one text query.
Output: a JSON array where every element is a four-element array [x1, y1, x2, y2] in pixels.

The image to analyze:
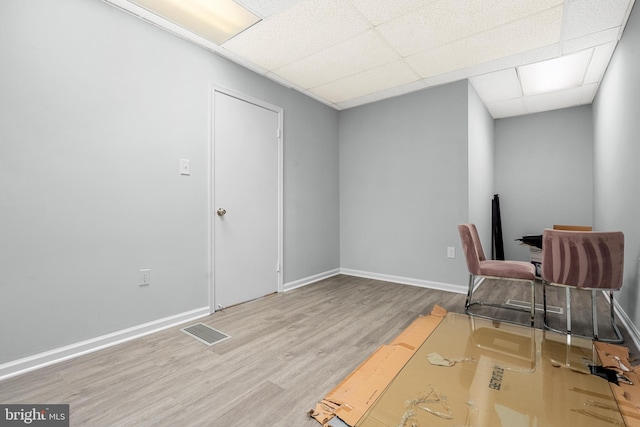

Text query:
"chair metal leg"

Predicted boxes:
[[596, 290, 624, 343], [543, 281, 548, 326], [465, 275, 535, 327], [545, 287, 624, 343], [566, 287, 572, 335], [464, 274, 474, 312], [530, 279, 535, 327], [592, 290, 599, 340]]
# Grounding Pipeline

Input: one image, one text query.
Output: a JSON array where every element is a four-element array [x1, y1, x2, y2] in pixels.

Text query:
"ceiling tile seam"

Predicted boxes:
[[561, 26, 624, 51], [296, 50, 418, 94], [268, 27, 379, 74], [347, 0, 431, 28], [270, 27, 405, 85], [469, 79, 522, 104], [388, 3, 565, 60]]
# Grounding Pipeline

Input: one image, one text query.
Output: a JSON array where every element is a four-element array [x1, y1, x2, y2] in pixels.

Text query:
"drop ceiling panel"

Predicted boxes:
[[523, 86, 583, 114], [349, 0, 436, 26], [487, 98, 527, 119], [470, 69, 522, 104], [106, 0, 636, 116], [562, 0, 633, 40], [377, 0, 563, 58], [336, 80, 428, 109], [584, 41, 617, 84], [580, 83, 599, 104], [274, 30, 399, 90], [221, 0, 371, 70], [235, 0, 304, 18], [406, 6, 563, 79], [310, 60, 419, 104]]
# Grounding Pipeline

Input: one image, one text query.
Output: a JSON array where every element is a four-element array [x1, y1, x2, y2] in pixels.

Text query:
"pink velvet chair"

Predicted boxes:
[[458, 224, 537, 326], [541, 229, 625, 342]]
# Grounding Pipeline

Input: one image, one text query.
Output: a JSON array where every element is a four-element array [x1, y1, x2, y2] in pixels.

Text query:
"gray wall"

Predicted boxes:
[[593, 2, 640, 327], [0, 0, 339, 363], [467, 83, 495, 253], [494, 106, 594, 261], [339, 81, 470, 286]]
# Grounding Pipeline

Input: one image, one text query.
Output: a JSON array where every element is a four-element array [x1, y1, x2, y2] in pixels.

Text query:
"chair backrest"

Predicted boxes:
[[541, 229, 624, 290], [458, 224, 486, 276]]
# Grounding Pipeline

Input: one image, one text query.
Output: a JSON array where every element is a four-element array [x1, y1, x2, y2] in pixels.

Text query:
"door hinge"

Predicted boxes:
[[276, 262, 280, 272], [276, 129, 281, 139]]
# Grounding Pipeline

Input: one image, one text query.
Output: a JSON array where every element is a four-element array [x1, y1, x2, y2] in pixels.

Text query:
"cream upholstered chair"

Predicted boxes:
[[458, 224, 537, 326], [541, 229, 625, 342]]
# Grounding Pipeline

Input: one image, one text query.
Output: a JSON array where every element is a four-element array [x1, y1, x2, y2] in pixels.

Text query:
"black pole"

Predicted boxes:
[[492, 194, 505, 260]]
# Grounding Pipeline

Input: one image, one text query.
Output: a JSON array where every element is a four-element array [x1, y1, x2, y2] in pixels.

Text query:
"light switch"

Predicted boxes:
[[180, 159, 190, 175]]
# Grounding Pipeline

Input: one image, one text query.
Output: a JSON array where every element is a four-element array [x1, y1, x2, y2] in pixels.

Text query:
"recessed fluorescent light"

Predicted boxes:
[[128, 0, 261, 45], [517, 49, 593, 96]]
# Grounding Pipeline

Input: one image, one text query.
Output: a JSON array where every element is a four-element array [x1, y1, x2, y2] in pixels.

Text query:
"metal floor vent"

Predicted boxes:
[[506, 299, 563, 315], [181, 323, 230, 346]]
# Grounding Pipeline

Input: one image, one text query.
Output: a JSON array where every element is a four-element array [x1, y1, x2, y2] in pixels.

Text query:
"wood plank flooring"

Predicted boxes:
[[0, 274, 635, 426]]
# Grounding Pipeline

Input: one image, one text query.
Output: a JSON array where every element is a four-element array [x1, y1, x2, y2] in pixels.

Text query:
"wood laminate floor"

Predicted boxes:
[[0, 275, 635, 426]]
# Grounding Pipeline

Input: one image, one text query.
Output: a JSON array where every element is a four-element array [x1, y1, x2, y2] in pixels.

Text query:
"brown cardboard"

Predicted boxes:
[[594, 341, 640, 426], [357, 315, 626, 426], [309, 306, 446, 427]]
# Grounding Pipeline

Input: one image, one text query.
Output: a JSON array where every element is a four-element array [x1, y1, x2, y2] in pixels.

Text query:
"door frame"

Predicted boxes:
[[208, 85, 284, 313]]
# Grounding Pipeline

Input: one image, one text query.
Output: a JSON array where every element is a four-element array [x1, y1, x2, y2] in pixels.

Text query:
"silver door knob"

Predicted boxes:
[[217, 208, 227, 217]]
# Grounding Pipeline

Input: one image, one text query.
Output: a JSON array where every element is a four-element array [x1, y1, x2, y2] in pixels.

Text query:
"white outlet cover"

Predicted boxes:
[[447, 247, 455, 258]]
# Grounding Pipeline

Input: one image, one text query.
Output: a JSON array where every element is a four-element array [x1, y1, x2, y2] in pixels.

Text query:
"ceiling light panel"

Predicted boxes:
[[222, 0, 371, 71], [273, 30, 399, 90], [470, 69, 522, 104], [128, 0, 261, 45], [377, 0, 563, 58], [561, 0, 633, 41], [406, 6, 563, 79], [518, 49, 593, 96], [349, 0, 436, 26], [310, 61, 419, 104]]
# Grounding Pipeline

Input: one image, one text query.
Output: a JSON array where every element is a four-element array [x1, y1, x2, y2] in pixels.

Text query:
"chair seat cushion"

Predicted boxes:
[[478, 260, 535, 280]]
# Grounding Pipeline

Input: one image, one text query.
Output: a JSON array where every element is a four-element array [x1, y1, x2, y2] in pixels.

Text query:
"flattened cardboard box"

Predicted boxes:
[[309, 306, 446, 426], [358, 314, 625, 426], [313, 309, 637, 426], [594, 341, 640, 426]]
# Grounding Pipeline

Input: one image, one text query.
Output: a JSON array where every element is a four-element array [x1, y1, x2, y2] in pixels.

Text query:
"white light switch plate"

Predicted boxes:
[[180, 159, 190, 175]]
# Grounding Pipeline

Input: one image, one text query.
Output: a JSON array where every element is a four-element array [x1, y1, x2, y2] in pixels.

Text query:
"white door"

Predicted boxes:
[[212, 89, 281, 310]]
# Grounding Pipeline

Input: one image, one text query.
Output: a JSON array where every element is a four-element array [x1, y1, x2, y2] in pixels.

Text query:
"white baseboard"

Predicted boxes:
[[613, 298, 640, 351], [283, 268, 341, 292], [0, 307, 210, 381], [339, 268, 467, 294]]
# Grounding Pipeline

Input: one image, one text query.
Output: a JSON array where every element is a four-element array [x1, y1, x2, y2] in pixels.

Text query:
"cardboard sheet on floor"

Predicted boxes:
[[309, 306, 447, 427], [312, 309, 634, 426], [358, 314, 626, 426], [594, 341, 640, 426]]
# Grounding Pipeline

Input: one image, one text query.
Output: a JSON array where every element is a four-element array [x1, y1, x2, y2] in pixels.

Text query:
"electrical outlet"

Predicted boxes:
[[447, 247, 456, 259], [140, 269, 151, 286]]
